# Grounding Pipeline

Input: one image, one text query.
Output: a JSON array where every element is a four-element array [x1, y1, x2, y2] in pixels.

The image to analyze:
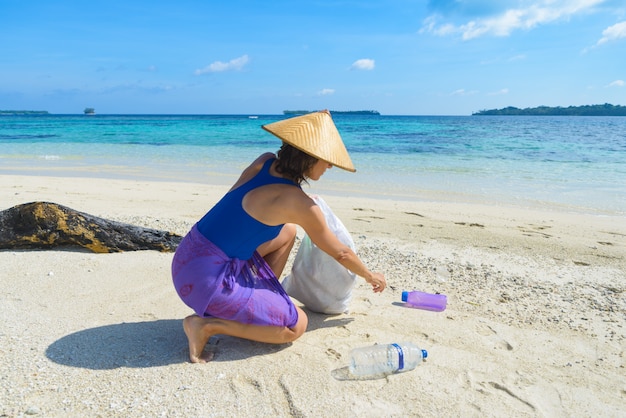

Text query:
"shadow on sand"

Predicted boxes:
[[46, 311, 354, 370]]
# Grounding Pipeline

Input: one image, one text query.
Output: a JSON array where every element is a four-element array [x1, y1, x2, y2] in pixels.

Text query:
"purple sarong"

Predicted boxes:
[[172, 225, 299, 328]]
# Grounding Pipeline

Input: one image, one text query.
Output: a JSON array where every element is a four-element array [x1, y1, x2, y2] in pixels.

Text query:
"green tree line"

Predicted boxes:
[[473, 103, 626, 116], [0, 110, 49, 115]]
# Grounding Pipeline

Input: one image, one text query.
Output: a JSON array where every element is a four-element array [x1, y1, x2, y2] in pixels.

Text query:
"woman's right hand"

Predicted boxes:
[[365, 272, 386, 293]]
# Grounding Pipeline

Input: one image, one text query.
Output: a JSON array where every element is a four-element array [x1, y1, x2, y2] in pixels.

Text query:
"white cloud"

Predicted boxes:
[[421, 0, 605, 40], [317, 88, 335, 96], [596, 21, 626, 45], [350, 59, 375, 70], [450, 89, 479, 96], [194, 55, 249, 75], [607, 79, 625, 87], [488, 88, 510, 95]]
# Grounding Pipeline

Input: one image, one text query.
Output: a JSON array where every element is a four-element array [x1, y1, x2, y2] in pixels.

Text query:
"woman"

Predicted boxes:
[[172, 110, 386, 363]]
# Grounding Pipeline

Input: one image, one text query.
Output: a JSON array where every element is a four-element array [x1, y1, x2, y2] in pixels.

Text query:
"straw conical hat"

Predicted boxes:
[[262, 111, 356, 172]]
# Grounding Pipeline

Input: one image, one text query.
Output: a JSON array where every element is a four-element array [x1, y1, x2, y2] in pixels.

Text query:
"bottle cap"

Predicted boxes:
[[422, 349, 428, 359], [401, 291, 408, 302]]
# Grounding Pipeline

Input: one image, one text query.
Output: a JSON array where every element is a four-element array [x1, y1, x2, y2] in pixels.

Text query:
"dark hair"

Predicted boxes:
[[275, 143, 318, 185]]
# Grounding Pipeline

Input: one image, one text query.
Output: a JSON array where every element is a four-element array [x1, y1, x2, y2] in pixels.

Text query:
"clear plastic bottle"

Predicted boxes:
[[348, 342, 428, 376], [402, 290, 447, 312]]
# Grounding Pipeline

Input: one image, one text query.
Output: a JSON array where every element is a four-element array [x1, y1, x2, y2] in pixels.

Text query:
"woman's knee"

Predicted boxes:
[[288, 307, 308, 341]]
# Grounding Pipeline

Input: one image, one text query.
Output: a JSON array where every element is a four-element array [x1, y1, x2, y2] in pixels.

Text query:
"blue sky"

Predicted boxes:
[[1, 0, 624, 115]]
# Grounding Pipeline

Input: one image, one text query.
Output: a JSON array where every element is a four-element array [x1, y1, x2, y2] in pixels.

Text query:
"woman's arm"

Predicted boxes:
[[289, 196, 386, 292]]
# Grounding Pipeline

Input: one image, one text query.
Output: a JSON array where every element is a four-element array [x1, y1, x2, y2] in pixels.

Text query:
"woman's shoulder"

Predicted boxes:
[[229, 153, 276, 192], [245, 152, 276, 175], [254, 152, 276, 165], [278, 186, 316, 210], [244, 152, 276, 174]]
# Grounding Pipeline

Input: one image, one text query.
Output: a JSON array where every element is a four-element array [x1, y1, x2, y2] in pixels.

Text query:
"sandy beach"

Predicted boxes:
[[1, 174, 624, 417]]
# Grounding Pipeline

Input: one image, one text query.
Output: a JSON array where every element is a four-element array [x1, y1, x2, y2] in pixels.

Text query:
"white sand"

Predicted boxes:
[[1, 175, 625, 417]]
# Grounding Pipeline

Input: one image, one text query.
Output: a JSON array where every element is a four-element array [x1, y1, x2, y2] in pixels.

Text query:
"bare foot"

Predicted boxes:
[[182, 315, 216, 363]]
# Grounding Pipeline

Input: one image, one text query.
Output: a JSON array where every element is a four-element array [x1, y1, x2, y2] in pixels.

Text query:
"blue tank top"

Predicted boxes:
[[196, 158, 299, 260]]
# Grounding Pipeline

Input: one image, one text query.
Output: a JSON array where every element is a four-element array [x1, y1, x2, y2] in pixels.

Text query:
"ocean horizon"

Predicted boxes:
[[1, 113, 625, 216]]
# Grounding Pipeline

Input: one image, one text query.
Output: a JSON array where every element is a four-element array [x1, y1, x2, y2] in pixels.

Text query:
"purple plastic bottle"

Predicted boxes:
[[402, 290, 447, 312]]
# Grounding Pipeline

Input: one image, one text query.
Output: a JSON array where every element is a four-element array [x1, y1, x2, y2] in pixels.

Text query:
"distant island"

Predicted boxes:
[[283, 110, 380, 116], [0, 110, 49, 115], [473, 103, 626, 116]]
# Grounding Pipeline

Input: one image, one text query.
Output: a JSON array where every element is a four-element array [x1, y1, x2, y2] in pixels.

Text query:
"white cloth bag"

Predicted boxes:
[[282, 195, 357, 314]]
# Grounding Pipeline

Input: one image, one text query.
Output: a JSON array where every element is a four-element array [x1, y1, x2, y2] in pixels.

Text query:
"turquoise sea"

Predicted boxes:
[[1, 114, 625, 216]]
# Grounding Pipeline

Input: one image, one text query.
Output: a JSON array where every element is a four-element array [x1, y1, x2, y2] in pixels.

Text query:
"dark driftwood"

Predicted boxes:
[[0, 201, 182, 253]]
